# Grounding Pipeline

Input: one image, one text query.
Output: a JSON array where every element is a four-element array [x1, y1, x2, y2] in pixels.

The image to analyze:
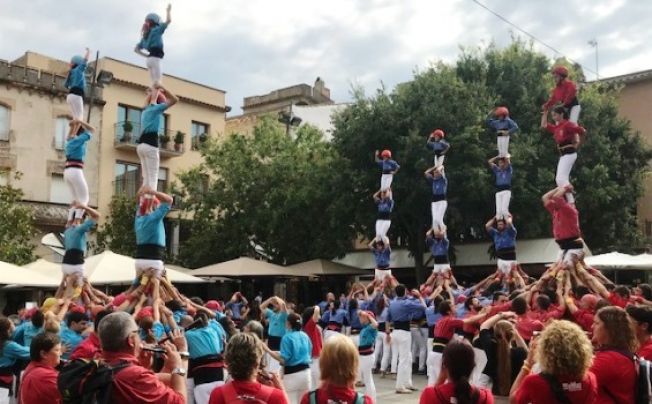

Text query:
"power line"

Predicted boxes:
[[470, 0, 598, 76]]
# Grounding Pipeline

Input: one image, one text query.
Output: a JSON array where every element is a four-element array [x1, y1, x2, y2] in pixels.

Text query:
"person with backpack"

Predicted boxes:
[[97, 311, 187, 403], [590, 306, 638, 404], [510, 320, 597, 403], [208, 332, 288, 404], [420, 339, 494, 404], [627, 305, 652, 360], [20, 332, 62, 404], [300, 334, 373, 404]]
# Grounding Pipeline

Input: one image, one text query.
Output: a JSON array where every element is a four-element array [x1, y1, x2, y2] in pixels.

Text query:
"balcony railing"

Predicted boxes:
[[114, 121, 184, 157]]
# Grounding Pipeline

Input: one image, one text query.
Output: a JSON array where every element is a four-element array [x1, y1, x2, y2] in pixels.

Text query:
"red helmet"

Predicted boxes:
[[431, 129, 445, 138], [380, 149, 392, 158], [552, 66, 569, 77], [495, 106, 509, 117]]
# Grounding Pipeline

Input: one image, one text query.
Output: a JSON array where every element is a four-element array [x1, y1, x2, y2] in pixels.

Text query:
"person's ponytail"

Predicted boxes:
[[453, 375, 479, 404]]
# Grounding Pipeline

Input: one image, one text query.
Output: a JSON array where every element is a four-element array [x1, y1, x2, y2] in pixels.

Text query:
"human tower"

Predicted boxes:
[[369, 64, 589, 290]]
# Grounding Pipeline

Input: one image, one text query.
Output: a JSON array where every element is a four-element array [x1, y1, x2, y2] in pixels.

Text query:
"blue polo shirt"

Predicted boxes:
[[427, 174, 448, 196], [65, 132, 91, 162], [377, 307, 389, 324], [488, 225, 517, 250], [387, 297, 424, 323], [186, 320, 225, 359], [139, 321, 165, 342], [280, 330, 312, 366], [137, 22, 169, 53], [140, 103, 168, 135], [266, 309, 289, 338], [372, 247, 391, 268], [0, 341, 29, 368], [64, 219, 95, 253], [378, 159, 400, 173], [321, 309, 349, 325], [226, 302, 244, 319], [64, 62, 87, 92], [492, 164, 513, 188], [377, 198, 394, 213], [427, 236, 449, 257], [487, 117, 518, 134], [359, 324, 378, 348], [427, 139, 449, 152], [13, 321, 43, 347], [60, 325, 85, 359], [426, 304, 443, 327], [135, 203, 170, 247]]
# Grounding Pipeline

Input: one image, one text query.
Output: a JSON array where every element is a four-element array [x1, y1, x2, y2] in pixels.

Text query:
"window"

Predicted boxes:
[[191, 121, 209, 149], [114, 162, 169, 198], [54, 116, 70, 150], [0, 104, 10, 141], [117, 104, 168, 139], [49, 174, 71, 204]]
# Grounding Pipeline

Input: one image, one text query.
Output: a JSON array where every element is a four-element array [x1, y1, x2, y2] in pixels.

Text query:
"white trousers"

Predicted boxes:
[[497, 135, 510, 157], [323, 329, 340, 342], [427, 350, 443, 385], [392, 329, 413, 389], [309, 358, 320, 391], [556, 152, 577, 203], [135, 259, 165, 279], [374, 331, 391, 371], [359, 353, 376, 402], [495, 190, 511, 220], [558, 248, 584, 266], [431, 200, 447, 230], [375, 219, 391, 240], [349, 334, 361, 382], [411, 327, 428, 371], [265, 354, 281, 373], [569, 105, 581, 123], [283, 368, 311, 404], [434, 155, 445, 167], [66, 94, 84, 120], [497, 259, 516, 275], [136, 143, 160, 190], [64, 168, 89, 221], [375, 268, 392, 281], [432, 264, 451, 275], [146, 56, 163, 86], [380, 174, 393, 191], [390, 336, 398, 373], [186, 378, 224, 404]]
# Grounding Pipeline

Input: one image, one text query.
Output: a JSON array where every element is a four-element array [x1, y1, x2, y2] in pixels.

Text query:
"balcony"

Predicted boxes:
[[114, 122, 184, 157]]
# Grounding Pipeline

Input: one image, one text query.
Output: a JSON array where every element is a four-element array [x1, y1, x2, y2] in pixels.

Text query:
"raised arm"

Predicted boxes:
[[83, 47, 90, 61], [487, 156, 497, 169], [374, 150, 381, 163], [165, 3, 172, 24], [480, 311, 515, 330], [372, 190, 381, 202], [157, 85, 179, 108], [140, 187, 174, 205], [73, 119, 96, 133], [540, 110, 549, 129], [541, 186, 567, 205], [73, 202, 100, 221], [152, 278, 161, 323], [485, 217, 495, 232]]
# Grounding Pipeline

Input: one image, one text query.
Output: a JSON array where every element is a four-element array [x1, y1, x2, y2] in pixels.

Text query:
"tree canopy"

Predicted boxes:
[[0, 176, 35, 265]]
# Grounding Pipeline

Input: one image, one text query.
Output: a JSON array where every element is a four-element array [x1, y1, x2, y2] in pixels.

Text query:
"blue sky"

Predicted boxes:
[[0, 0, 649, 113]]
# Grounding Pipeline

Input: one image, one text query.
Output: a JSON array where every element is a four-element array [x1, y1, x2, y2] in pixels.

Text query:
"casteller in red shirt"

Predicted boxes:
[[590, 350, 637, 404], [20, 361, 61, 404], [545, 196, 581, 241], [544, 78, 578, 110], [303, 317, 323, 358], [434, 315, 465, 340], [300, 384, 373, 404], [103, 351, 185, 404], [638, 338, 652, 361], [69, 332, 101, 361], [515, 315, 543, 341], [513, 372, 598, 404], [210, 380, 288, 404], [545, 120, 585, 146], [420, 382, 494, 404], [572, 309, 594, 335]]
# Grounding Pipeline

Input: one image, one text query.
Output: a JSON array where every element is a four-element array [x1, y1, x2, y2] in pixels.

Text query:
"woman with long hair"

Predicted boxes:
[[420, 339, 494, 404], [301, 306, 323, 391], [474, 312, 528, 396], [590, 306, 638, 403], [510, 320, 597, 403]]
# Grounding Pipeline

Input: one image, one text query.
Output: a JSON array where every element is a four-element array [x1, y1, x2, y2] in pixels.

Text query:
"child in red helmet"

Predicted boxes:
[[426, 129, 449, 167], [486, 107, 518, 158], [374, 149, 400, 191], [543, 65, 581, 123]]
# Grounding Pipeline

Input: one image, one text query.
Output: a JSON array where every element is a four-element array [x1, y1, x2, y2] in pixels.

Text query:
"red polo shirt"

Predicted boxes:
[[434, 315, 464, 340], [103, 351, 184, 404], [211, 380, 288, 404], [486, 301, 512, 318], [513, 372, 597, 404], [300, 384, 373, 404], [303, 317, 323, 358], [69, 331, 101, 361], [607, 292, 629, 308], [420, 382, 494, 404], [515, 315, 543, 341], [545, 197, 580, 241], [572, 309, 594, 334], [544, 79, 578, 109], [590, 350, 636, 404], [20, 361, 61, 404], [545, 119, 585, 146], [638, 338, 652, 361]]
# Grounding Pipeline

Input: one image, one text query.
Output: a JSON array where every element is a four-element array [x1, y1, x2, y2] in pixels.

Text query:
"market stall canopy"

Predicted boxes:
[[25, 251, 205, 284], [289, 259, 368, 276], [191, 257, 311, 277], [585, 251, 652, 270], [0, 260, 60, 287]]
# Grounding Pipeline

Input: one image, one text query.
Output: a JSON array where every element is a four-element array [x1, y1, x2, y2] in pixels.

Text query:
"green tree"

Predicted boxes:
[[331, 40, 651, 282], [92, 194, 137, 256], [0, 176, 35, 265], [174, 116, 357, 268]]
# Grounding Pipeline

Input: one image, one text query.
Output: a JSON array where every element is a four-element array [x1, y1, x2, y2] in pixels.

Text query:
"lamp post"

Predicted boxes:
[[86, 51, 114, 122], [277, 104, 302, 136], [588, 39, 599, 80]]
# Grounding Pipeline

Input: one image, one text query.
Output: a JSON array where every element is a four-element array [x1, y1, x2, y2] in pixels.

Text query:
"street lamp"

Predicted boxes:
[[277, 104, 302, 135], [588, 39, 599, 80], [86, 51, 114, 122]]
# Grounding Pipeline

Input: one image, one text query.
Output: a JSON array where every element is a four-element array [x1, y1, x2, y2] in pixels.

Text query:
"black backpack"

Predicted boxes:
[[57, 359, 129, 404], [606, 349, 652, 404]]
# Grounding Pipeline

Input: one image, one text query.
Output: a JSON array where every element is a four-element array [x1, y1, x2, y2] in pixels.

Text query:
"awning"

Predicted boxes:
[[288, 259, 369, 276], [0, 261, 60, 287], [585, 251, 652, 270], [191, 257, 311, 277]]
